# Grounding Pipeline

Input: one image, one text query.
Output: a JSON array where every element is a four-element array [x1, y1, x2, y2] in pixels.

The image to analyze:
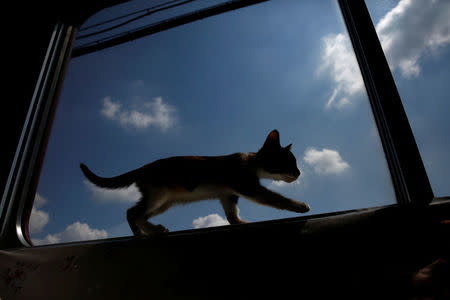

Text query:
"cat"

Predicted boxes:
[[80, 129, 310, 237]]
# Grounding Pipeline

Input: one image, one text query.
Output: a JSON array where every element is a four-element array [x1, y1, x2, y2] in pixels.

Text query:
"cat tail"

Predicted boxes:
[[80, 163, 137, 189]]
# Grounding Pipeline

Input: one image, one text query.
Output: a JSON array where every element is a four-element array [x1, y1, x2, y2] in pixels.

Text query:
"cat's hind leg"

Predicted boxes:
[[220, 195, 247, 225], [127, 186, 170, 237], [126, 200, 148, 236], [140, 202, 171, 235]]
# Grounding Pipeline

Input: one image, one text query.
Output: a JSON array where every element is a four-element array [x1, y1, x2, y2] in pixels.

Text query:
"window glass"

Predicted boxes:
[[366, 0, 450, 197], [30, 0, 395, 245]]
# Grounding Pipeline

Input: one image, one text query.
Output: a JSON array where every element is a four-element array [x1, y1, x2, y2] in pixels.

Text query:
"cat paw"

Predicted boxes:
[[291, 201, 310, 213], [136, 223, 169, 237], [154, 224, 169, 233]]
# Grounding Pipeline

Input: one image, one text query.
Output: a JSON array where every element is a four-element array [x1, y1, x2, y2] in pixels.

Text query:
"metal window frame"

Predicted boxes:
[[0, 23, 77, 248], [0, 0, 435, 249], [338, 0, 433, 205]]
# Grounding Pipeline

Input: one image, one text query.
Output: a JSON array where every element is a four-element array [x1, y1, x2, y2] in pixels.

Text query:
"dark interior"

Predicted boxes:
[[1, 1, 449, 299]]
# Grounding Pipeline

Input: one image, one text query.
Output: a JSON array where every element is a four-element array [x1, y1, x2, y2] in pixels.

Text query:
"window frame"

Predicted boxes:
[[338, 0, 433, 206], [0, 0, 437, 249], [0, 22, 77, 248]]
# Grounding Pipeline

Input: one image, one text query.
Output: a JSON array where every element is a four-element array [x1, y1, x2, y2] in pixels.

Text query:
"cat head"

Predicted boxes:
[[256, 129, 300, 183]]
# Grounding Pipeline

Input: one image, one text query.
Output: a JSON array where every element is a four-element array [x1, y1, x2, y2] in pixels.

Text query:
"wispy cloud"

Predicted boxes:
[[31, 193, 108, 245], [32, 221, 108, 245], [101, 96, 177, 131], [192, 214, 229, 229], [30, 193, 49, 234], [317, 33, 364, 109], [269, 179, 301, 189], [318, 0, 450, 108], [34, 193, 47, 208], [84, 180, 140, 203], [303, 148, 349, 175]]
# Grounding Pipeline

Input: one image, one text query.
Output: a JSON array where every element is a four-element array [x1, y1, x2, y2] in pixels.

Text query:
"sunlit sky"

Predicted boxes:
[[30, 0, 450, 245]]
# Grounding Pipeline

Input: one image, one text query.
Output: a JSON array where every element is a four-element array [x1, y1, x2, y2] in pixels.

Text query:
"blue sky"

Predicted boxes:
[[30, 0, 450, 244]]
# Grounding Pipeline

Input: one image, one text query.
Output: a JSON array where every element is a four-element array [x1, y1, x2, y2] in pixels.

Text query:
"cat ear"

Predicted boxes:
[[262, 129, 281, 150], [285, 144, 292, 151]]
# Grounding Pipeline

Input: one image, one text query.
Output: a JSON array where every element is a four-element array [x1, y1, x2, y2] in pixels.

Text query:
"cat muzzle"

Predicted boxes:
[[283, 174, 299, 183]]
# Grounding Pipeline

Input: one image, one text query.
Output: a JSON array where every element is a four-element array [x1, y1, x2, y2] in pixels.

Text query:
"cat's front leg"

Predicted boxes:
[[238, 185, 310, 213], [220, 195, 248, 224], [288, 199, 310, 213]]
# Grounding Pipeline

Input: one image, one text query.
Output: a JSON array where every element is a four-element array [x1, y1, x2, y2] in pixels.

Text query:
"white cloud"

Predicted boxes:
[[376, 0, 450, 78], [318, 33, 364, 109], [29, 207, 49, 234], [31, 193, 108, 245], [101, 96, 176, 131], [84, 180, 140, 203], [34, 193, 47, 208], [192, 214, 229, 229], [32, 234, 60, 246], [30, 193, 49, 234], [32, 221, 108, 245], [269, 179, 300, 189], [101, 96, 121, 119], [303, 148, 349, 175], [318, 0, 450, 108]]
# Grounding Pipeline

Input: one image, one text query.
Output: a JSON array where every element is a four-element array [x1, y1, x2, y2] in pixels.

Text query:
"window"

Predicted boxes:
[[365, 0, 450, 197], [24, 0, 397, 245], [31, 1, 402, 245]]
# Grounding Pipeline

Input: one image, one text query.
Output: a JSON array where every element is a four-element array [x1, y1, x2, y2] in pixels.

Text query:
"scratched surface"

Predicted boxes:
[[0, 239, 178, 300]]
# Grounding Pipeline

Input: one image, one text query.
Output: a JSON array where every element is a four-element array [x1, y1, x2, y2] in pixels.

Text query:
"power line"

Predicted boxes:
[[79, 0, 190, 32], [72, 0, 269, 58], [77, 0, 196, 40]]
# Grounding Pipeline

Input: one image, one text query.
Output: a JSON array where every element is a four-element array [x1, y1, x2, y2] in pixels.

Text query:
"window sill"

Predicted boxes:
[[19, 198, 449, 250], [1, 201, 448, 299]]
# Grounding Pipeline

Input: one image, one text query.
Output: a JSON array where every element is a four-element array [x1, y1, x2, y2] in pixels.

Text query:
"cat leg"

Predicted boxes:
[[127, 187, 170, 237], [126, 200, 149, 236], [237, 185, 310, 213], [220, 195, 247, 224], [139, 202, 172, 235]]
